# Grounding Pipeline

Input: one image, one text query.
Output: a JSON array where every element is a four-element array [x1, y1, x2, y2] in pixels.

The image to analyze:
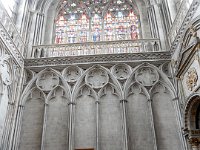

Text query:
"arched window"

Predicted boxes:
[[54, 0, 139, 44], [196, 104, 200, 129], [91, 14, 102, 42], [55, 0, 89, 44], [105, 0, 139, 41]]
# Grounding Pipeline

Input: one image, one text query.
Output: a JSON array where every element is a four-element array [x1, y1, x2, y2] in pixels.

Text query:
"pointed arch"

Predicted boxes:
[[184, 93, 200, 130], [126, 82, 154, 150], [44, 85, 69, 150], [124, 63, 176, 99], [21, 87, 46, 106], [74, 84, 96, 149], [72, 65, 123, 101], [20, 68, 71, 105], [19, 87, 45, 150], [125, 81, 150, 99], [75, 84, 98, 101], [149, 80, 176, 99], [150, 81, 182, 150], [46, 85, 69, 103], [98, 82, 123, 150], [98, 82, 122, 99]]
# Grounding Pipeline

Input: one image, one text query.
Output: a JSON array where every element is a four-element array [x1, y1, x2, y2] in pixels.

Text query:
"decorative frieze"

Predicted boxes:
[[24, 51, 172, 67], [0, 2, 24, 67]]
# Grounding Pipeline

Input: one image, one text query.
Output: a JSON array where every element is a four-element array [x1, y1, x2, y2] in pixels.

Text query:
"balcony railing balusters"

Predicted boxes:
[[32, 39, 161, 58]]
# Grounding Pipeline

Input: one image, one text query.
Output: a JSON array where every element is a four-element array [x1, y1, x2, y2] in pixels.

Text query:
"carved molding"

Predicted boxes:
[[24, 52, 172, 67], [0, 25, 24, 67], [171, 0, 200, 52]]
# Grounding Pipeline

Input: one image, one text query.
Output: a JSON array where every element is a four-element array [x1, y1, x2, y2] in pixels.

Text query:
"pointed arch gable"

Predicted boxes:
[[149, 80, 176, 99], [125, 81, 150, 100], [98, 82, 122, 99], [20, 68, 71, 105], [124, 63, 176, 98], [20, 87, 46, 106], [184, 93, 200, 129], [72, 65, 123, 101], [46, 85, 69, 103], [74, 84, 98, 102]]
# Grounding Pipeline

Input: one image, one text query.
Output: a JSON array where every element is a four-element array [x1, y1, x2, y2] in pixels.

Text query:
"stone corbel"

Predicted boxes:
[[68, 102, 76, 105], [120, 99, 128, 103]]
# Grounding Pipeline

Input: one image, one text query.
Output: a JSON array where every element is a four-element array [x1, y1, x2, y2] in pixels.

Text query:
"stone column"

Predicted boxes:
[[68, 102, 75, 150], [165, 0, 177, 22], [147, 5, 159, 38], [147, 4, 168, 50], [1, 101, 15, 150], [148, 99, 158, 150], [0, 55, 12, 145], [33, 12, 44, 45], [120, 99, 128, 150], [41, 103, 48, 150], [95, 100, 100, 150], [172, 97, 188, 150], [11, 105, 24, 150]]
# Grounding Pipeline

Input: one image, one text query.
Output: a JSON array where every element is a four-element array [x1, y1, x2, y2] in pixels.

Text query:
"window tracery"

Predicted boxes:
[[55, 0, 139, 44]]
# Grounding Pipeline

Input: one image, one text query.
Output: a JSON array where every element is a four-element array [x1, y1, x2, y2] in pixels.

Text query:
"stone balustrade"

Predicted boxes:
[[31, 39, 161, 58], [0, 1, 25, 54]]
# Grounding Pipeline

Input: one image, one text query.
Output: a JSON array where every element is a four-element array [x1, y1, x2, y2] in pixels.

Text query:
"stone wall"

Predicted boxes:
[[14, 62, 184, 150], [0, 38, 23, 150]]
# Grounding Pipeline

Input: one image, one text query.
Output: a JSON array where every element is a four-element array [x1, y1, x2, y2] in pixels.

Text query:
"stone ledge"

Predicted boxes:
[[24, 51, 172, 68]]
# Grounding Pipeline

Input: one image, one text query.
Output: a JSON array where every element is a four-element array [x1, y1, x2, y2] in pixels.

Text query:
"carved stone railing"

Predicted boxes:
[[0, 1, 25, 55], [31, 39, 161, 58]]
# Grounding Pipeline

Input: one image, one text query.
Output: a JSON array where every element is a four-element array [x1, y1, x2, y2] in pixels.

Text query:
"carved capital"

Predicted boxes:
[[68, 102, 76, 105], [120, 99, 128, 103], [95, 101, 100, 104], [8, 101, 15, 105], [18, 104, 25, 108], [147, 99, 152, 102], [44, 103, 49, 106]]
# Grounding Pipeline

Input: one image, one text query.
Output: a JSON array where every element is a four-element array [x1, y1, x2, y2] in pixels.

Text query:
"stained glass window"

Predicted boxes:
[[55, 16, 66, 44], [92, 14, 102, 42], [55, 0, 139, 44]]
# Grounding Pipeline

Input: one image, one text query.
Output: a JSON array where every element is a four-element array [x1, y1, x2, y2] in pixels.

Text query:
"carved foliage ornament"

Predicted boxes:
[[135, 67, 159, 87], [85, 68, 109, 89], [186, 67, 198, 91], [0, 55, 12, 85]]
